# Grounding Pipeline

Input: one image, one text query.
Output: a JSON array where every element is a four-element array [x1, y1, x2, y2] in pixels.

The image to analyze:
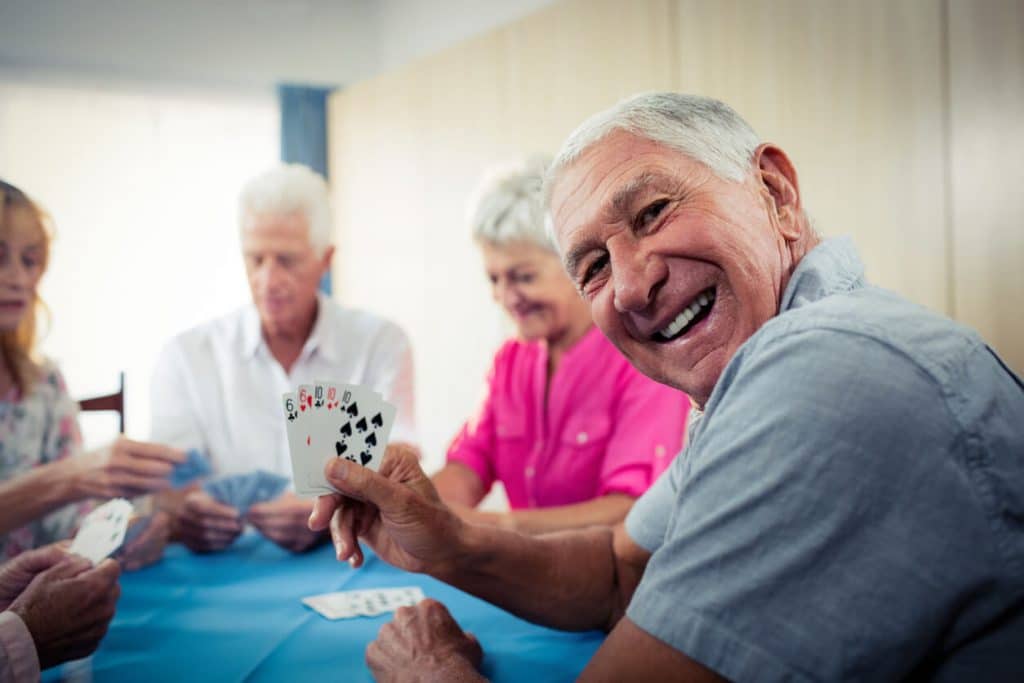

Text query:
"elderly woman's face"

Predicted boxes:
[[550, 130, 799, 406], [0, 207, 46, 333], [241, 211, 330, 335], [480, 240, 587, 343]]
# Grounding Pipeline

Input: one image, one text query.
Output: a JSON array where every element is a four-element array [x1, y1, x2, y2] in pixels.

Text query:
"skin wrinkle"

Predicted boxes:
[[550, 130, 816, 406]]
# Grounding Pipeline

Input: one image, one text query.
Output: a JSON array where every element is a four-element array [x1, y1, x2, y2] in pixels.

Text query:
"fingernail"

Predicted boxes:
[[335, 539, 346, 558], [348, 556, 358, 568], [329, 459, 349, 480]]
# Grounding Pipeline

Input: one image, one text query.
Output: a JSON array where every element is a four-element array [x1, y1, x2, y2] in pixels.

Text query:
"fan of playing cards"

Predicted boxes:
[[283, 381, 396, 496]]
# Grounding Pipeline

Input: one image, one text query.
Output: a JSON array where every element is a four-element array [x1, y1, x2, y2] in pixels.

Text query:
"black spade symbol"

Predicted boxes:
[[345, 454, 357, 463], [360, 450, 372, 466], [356, 417, 368, 433], [339, 422, 353, 438], [335, 442, 348, 456], [371, 412, 383, 428], [346, 402, 359, 416], [365, 433, 378, 447]]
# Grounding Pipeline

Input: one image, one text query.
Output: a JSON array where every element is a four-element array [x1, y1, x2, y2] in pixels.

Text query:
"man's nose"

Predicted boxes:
[[610, 241, 664, 314]]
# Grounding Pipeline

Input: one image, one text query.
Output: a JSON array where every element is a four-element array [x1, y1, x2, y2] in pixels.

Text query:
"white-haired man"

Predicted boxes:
[[309, 94, 1024, 681], [152, 164, 415, 554]]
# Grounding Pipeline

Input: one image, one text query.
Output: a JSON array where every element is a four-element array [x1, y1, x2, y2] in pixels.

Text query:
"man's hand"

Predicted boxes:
[[69, 437, 185, 500], [366, 599, 485, 683], [173, 490, 243, 553], [0, 544, 68, 610], [247, 492, 325, 553], [8, 556, 121, 669], [119, 512, 171, 571], [308, 444, 463, 574]]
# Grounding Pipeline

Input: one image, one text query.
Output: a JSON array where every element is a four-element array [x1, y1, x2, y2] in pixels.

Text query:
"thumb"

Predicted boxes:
[[324, 459, 410, 515]]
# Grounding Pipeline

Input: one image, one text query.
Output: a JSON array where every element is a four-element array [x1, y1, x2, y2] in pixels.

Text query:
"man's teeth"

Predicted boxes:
[[658, 290, 715, 339]]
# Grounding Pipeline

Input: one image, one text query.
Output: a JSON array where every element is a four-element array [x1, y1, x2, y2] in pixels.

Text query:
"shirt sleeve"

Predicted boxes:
[[149, 339, 208, 451], [0, 610, 39, 683], [597, 367, 689, 498], [36, 368, 86, 545], [444, 354, 500, 494], [625, 326, 1003, 682], [363, 323, 417, 445]]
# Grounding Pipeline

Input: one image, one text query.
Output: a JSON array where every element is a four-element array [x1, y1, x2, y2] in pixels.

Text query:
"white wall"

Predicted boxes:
[[0, 80, 278, 448]]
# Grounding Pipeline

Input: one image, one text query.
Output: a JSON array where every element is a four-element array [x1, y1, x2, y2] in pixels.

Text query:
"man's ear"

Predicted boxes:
[[320, 245, 335, 274], [753, 143, 802, 241]]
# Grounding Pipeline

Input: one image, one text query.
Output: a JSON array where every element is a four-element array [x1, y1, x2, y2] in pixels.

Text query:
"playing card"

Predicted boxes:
[[202, 471, 288, 514], [334, 384, 393, 471], [120, 514, 152, 549], [69, 498, 134, 565], [282, 392, 326, 496], [169, 448, 212, 488], [302, 587, 426, 620]]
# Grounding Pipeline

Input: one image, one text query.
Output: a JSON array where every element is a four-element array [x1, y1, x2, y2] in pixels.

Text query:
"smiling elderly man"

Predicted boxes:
[[309, 93, 1024, 682]]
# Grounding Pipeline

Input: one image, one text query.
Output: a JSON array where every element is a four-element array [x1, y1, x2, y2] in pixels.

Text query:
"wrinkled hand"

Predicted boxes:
[[70, 436, 185, 500], [247, 492, 325, 553], [308, 444, 463, 574], [8, 555, 121, 669], [119, 512, 171, 571], [0, 543, 68, 610], [173, 490, 243, 553], [367, 599, 485, 683]]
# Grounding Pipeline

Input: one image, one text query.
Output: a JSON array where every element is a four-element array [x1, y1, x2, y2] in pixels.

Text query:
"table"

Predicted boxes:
[[44, 533, 604, 682]]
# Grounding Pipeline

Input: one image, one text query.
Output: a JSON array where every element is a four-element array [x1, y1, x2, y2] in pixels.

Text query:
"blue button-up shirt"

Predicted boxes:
[[626, 237, 1024, 681]]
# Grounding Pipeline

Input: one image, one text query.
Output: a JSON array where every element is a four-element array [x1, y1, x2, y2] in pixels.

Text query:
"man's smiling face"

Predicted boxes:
[[549, 130, 803, 406]]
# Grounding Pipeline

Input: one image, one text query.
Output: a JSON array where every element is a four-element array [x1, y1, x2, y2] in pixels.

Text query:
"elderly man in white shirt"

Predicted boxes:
[[151, 164, 415, 554]]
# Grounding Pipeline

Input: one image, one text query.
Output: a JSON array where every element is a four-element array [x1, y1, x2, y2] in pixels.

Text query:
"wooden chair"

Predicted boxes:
[[77, 371, 125, 433]]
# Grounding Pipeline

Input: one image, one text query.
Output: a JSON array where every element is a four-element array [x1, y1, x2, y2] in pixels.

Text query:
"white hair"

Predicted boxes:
[[545, 92, 762, 204], [239, 163, 331, 252], [468, 156, 553, 252]]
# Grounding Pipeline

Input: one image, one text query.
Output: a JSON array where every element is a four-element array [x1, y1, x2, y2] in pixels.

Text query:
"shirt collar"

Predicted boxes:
[[241, 293, 340, 363], [779, 236, 865, 314]]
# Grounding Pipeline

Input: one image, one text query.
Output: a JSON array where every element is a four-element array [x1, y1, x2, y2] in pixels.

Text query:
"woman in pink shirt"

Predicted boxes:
[[432, 160, 689, 534]]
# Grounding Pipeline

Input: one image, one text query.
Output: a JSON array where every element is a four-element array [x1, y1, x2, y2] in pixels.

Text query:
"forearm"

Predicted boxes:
[[0, 461, 79, 535], [432, 463, 485, 508], [435, 523, 620, 632], [505, 493, 635, 535]]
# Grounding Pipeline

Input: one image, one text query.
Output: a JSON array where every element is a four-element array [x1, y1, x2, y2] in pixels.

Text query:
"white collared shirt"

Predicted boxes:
[[149, 294, 416, 478]]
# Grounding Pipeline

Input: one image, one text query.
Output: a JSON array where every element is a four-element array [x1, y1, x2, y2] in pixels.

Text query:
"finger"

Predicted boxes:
[[117, 438, 187, 464], [178, 514, 243, 536], [324, 459, 412, 515], [110, 454, 176, 478], [186, 494, 242, 521], [110, 471, 173, 494], [309, 493, 341, 531], [329, 505, 363, 567], [10, 544, 69, 574]]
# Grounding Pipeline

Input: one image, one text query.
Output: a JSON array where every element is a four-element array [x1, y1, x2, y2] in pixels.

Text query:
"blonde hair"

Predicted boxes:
[[0, 180, 51, 396]]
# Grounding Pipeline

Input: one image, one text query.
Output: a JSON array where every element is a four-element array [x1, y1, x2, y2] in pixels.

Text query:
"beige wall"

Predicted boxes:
[[328, 0, 1024, 468]]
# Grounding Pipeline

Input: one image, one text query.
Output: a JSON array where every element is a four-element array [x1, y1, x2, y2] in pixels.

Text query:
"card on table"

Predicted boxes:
[[69, 498, 134, 564], [302, 586, 426, 620]]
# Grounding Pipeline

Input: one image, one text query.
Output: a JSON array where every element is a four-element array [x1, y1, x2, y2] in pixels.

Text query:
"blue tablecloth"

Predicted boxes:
[[44, 533, 604, 682]]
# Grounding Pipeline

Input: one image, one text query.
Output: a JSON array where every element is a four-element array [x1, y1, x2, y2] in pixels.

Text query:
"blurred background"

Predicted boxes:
[[1, 0, 1021, 473]]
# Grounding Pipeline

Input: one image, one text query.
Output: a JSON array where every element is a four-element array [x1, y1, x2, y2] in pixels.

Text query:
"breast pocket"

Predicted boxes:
[[556, 413, 613, 492]]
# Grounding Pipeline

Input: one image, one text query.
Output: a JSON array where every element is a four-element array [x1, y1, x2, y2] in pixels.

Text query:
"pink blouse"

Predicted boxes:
[[447, 326, 689, 509]]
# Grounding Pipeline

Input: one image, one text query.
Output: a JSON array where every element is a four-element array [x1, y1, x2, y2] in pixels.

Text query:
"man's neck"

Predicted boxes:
[[263, 303, 319, 375]]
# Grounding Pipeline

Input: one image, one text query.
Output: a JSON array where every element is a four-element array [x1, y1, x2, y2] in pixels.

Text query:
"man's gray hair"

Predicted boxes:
[[469, 157, 554, 252], [546, 92, 762, 198], [239, 163, 331, 253]]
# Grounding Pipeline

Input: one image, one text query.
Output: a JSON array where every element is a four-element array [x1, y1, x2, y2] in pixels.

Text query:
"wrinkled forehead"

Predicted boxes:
[[546, 131, 691, 253]]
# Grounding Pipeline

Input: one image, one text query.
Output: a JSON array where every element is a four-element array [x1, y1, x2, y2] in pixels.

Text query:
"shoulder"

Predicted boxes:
[[326, 302, 410, 346], [30, 358, 72, 400]]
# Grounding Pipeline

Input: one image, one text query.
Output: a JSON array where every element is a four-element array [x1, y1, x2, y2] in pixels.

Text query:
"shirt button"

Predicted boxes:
[[655, 444, 666, 458], [576, 431, 588, 444], [525, 466, 535, 478]]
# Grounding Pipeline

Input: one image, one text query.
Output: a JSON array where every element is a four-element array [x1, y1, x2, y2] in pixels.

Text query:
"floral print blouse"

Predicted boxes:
[[0, 361, 85, 561]]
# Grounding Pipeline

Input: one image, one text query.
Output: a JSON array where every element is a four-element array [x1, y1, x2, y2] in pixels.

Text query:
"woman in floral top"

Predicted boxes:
[[0, 179, 185, 566]]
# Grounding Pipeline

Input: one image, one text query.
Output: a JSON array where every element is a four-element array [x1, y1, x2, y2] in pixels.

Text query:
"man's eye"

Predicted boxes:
[[580, 253, 609, 287], [636, 199, 669, 230]]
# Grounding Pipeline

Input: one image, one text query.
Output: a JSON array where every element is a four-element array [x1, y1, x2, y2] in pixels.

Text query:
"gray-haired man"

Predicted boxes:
[[310, 94, 1024, 681], [153, 164, 416, 554]]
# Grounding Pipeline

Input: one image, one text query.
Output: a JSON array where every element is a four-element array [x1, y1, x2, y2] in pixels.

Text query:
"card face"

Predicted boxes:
[[302, 587, 425, 620], [69, 498, 134, 565]]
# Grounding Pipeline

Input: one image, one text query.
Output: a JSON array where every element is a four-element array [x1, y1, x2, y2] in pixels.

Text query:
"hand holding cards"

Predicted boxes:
[[283, 380, 396, 497]]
